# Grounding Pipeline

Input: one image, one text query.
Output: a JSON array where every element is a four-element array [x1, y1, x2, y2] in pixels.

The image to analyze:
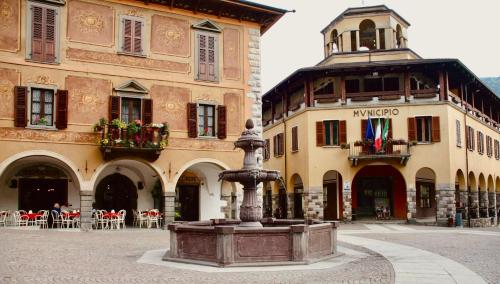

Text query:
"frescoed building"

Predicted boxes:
[[0, 0, 286, 228], [262, 5, 500, 226]]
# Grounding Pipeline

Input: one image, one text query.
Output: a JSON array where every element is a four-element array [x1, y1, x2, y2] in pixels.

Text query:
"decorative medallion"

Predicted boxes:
[[28, 75, 55, 85], [72, 87, 105, 113], [155, 24, 184, 48], [125, 10, 142, 17], [78, 11, 104, 33], [0, 79, 13, 115], [0, 0, 14, 30]]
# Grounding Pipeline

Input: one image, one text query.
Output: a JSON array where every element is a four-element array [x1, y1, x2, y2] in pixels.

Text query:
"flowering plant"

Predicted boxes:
[[127, 120, 142, 135], [100, 138, 109, 146], [199, 127, 211, 136], [35, 116, 48, 126], [150, 123, 164, 128], [111, 119, 127, 129], [160, 140, 167, 149]]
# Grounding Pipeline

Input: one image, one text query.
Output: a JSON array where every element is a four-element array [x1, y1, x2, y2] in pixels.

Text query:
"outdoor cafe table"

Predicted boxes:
[[103, 212, 120, 219], [62, 212, 80, 218], [22, 213, 42, 220]]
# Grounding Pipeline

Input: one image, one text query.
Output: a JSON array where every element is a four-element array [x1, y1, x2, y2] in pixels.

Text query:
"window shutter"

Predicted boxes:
[[207, 35, 217, 81], [55, 90, 68, 129], [187, 102, 197, 138], [265, 139, 270, 160], [142, 98, 152, 125], [123, 19, 132, 53], [109, 96, 120, 121], [292, 126, 298, 151], [31, 6, 44, 61], [217, 105, 227, 139], [408, 117, 416, 141], [471, 128, 475, 150], [273, 135, 277, 156], [133, 20, 142, 54], [431, 117, 440, 142], [361, 119, 367, 140], [198, 34, 207, 80], [279, 133, 284, 155], [44, 8, 56, 62], [339, 120, 347, 144], [14, 86, 28, 127], [316, 121, 325, 146]]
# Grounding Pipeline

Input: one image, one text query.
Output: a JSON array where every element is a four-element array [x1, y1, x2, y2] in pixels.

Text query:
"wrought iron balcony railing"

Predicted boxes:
[[347, 140, 411, 166]]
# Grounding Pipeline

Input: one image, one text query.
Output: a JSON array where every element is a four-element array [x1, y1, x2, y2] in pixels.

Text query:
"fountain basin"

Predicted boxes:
[[218, 169, 280, 184], [165, 219, 340, 267]]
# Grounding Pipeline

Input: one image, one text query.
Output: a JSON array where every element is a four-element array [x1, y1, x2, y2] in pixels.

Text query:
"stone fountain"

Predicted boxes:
[[165, 119, 339, 267]]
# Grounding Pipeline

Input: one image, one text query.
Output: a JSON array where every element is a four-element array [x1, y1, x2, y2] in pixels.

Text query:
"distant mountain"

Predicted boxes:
[[481, 77, 500, 98]]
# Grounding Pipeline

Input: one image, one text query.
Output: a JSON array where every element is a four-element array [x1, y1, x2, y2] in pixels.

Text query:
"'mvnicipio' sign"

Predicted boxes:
[[353, 108, 399, 117]]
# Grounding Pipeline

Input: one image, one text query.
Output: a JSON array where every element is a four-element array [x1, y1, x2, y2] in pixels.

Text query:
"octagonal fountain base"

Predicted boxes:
[[164, 218, 340, 267]]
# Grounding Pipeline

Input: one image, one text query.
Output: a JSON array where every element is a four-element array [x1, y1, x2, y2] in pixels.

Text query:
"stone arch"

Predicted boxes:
[[478, 173, 486, 192], [468, 172, 477, 191], [322, 170, 343, 220], [455, 169, 466, 190], [290, 173, 304, 219], [359, 19, 376, 49], [0, 151, 83, 211], [496, 177, 500, 192], [455, 169, 466, 213], [487, 175, 494, 192], [415, 167, 436, 218], [330, 29, 339, 52]]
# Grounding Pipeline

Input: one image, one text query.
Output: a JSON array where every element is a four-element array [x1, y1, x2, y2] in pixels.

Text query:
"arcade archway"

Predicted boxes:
[[322, 170, 343, 220], [415, 167, 436, 219]]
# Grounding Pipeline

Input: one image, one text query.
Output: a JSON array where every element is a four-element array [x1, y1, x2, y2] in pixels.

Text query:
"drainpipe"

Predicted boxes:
[[464, 83, 471, 228]]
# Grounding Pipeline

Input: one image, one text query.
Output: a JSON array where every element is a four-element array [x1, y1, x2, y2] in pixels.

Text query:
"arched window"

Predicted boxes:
[[359, 19, 376, 50], [396, 24, 403, 48], [330, 29, 339, 53]]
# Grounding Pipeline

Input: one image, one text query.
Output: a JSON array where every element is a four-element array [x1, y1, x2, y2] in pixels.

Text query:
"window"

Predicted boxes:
[[195, 31, 219, 82], [198, 104, 215, 137], [27, 2, 59, 63], [291, 126, 298, 152], [378, 28, 385, 49], [383, 77, 399, 91], [495, 140, 499, 160], [264, 139, 271, 160], [30, 88, 54, 126], [418, 182, 432, 208], [408, 116, 440, 143], [345, 79, 360, 93], [486, 136, 492, 157], [120, 98, 141, 124], [350, 30, 357, 51], [316, 120, 346, 146], [273, 133, 284, 157], [119, 15, 144, 55], [359, 19, 376, 49], [456, 120, 461, 147], [477, 132, 484, 155], [466, 126, 475, 151]]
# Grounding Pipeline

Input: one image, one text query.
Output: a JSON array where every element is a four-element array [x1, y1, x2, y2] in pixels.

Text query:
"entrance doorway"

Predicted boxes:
[[415, 168, 436, 219], [95, 173, 137, 224], [19, 178, 68, 211], [352, 165, 407, 219], [278, 187, 287, 219], [175, 171, 200, 221], [323, 170, 343, 220]]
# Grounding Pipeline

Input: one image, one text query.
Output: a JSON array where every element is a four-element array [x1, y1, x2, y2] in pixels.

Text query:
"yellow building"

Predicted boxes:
[[262, 5, 500, 226], [0, 0, 286, 228]]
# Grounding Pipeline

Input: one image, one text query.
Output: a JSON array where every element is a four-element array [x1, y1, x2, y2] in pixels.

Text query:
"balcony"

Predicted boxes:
[[347, 140, 411, 166], [95, 121, 168, 162]]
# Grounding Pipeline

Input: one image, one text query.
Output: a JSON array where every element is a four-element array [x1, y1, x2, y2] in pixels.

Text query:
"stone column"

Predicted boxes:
[[287, 192, 294, 219], [375, 29, 380, 49], [79, 190, 93, 231], [406, 186, 417, 221], [342, 189, 352, 221], [163, 191, 176, 226], [489, 192, 496, 225], [459, 191, 468, 219], [305, 186, 323, 220], [247, 28, 262, 147], [470, 191, 479, 218], [480, 191, 489, 217], [436, 184, 455, 226]]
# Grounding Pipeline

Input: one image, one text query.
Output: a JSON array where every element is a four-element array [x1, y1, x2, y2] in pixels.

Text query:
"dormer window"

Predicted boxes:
[[192, 20, 222, 82], [359, 19, 376, 50]]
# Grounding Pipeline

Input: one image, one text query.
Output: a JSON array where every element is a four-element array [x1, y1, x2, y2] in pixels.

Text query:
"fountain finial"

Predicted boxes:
[[245, 119, 254, 130]]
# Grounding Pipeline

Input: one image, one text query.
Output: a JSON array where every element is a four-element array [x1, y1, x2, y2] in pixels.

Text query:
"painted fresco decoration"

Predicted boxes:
[[0, 68, 18, 119], [0, 0, 14, 29], [68, 1, 114, 46], [0, 0, 19, 51], [151, 85, 189, 131], [78, 11, 104, 33], [151, 15, 189, 56], [66, 76, 111, 125], [223, 28, 241, 80]]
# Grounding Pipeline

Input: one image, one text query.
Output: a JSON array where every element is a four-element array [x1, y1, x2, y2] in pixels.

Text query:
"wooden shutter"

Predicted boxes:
[[278, 133, 284, 155], [361, 119, 368, 140], [477, 132, 482, 153], [44, 8, 56, 62], [316, 121, 325, 146], [339, 120, 347, 144], [431, 117, 440, 142], [133, 20, 142, 54], [273, 135, 277, 156], [292, 126, 298, 151], [408, 117, 416, 141], [123, 18, 132, 53], [264, 139, 270, 160], [207, 35, 217, 81], [55, 90, 68, 129], [187, 102, 197, 138], [31, 6, 44, 61], [142, 98, 152, 125], [109, 96, 120, 121], [198, 34, 207, 80], [471, 128, 475, 150], [217, 105, 227, 139], [14, 86, 28, 127]]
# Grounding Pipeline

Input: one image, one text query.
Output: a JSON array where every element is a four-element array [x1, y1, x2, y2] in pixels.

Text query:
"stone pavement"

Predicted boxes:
[[1, 224, 499, 283]]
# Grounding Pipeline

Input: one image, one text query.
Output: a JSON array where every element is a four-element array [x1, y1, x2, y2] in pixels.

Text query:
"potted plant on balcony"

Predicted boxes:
[[110, 119, 126, 142], [34, 116, 48, 126], [93, 118, 107, 132]]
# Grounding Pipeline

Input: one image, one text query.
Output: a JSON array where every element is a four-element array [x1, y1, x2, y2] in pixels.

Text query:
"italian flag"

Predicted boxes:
[[374, 118, 382, 151], [382, 118, 389, 149]]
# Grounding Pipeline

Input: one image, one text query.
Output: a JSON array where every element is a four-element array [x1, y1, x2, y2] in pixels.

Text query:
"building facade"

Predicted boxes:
[[262, 5, 500, 226], [0, 0, 286, 229]]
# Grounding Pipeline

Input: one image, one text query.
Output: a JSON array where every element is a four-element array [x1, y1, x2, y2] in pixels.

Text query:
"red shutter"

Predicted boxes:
[[109, 96, 120, 121], [477, 132, 481, 153], [408, 117, 416, 141], [279, 133, 284, 155], [142, 98, 152, 125], [55, 90, 68, 129], [292, 126, 298, 151], [431, 117, 440, 142], [123, 19, 132, 53], [217, 105, 227, 139], [198, 34, 207, 80], [187, 102, 197, 138], [361, 119, 367, 140], [133, 20, 142, 54], [471, 128, 475, 150], [207, 35, 217, 81], [339, 120, 347, 144], [14, 86, 28, 127], [44, 8, 56, 62], [273, 135, 277, 156], [31, 6, 44, 61], [316, 121, 325, 146]]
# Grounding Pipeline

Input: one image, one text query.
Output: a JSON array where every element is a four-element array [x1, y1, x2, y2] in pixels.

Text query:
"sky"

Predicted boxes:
[[254, 0, 500, 94]]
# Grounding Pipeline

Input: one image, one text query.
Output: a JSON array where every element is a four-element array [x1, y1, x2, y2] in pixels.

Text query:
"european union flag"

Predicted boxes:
[[365, 116, 374, 141]]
